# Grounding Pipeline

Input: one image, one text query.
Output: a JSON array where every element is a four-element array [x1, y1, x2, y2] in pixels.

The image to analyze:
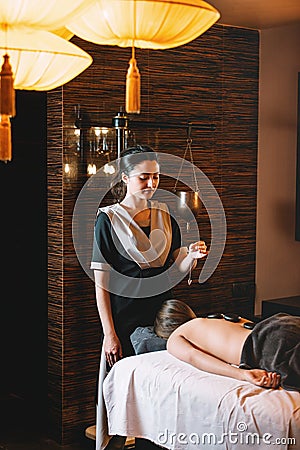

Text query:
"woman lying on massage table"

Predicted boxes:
[[166, 307, 300, 392]]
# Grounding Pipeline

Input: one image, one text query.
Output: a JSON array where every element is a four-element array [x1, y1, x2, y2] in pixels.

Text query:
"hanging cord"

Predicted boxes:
[[173, 124, 200, 285], [188, 138, 200, 193], [173, 139, 188, 192], [173, 123, 199, 193]]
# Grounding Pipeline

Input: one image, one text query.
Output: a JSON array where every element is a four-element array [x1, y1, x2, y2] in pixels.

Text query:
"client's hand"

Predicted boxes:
[[188, 241, 208, 259], [243, 369, 281, 389], [104, 333, 123, 368]]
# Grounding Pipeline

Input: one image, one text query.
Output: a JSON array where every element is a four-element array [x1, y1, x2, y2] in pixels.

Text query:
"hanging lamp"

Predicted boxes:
[[0, 0, 95, 90], [0, 0, 95, 162], [0, 0, 94, 30], [0, 26, 92, 91], [0, 26, 92, 162], [173, 124, 202, 232], [66, 0, 220, 113]]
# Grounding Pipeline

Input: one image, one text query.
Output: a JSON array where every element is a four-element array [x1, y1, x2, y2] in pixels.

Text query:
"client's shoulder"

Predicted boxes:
[[169, 317, 202, 338]]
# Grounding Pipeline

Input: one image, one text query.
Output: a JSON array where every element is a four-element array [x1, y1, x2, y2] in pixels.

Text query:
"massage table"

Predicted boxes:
[[103, 350, 300, 450]]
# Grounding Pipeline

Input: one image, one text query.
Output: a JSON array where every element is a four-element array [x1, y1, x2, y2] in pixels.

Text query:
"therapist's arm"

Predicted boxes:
[[94, 270, 123, 366], [173, 241, 207, 273]]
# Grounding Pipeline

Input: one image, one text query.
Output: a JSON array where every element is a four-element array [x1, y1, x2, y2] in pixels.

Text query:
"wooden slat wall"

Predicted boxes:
[[47, 24, 259, 444], [47, 90, 63, 442]]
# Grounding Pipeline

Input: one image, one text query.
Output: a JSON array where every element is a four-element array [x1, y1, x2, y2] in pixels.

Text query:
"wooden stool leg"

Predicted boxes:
[[85, 425, 135, 448]]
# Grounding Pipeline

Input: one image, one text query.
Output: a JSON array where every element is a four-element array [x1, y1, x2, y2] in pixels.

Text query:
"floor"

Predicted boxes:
[[0, 394, 95, 450], [0, 430, 161, 450], [0, 431, 95, 450], [0, 428, 164, 450], [0, 395, 161, 450]]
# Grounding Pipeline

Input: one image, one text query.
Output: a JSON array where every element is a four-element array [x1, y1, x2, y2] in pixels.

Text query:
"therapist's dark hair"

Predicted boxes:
[[154, 299, 197, 339], [111, 145, 159, 201]]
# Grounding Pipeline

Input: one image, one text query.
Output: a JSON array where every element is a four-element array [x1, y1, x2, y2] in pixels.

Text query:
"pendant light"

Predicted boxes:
[[0, 26, 92, 162], [0, 0, 94, 30], [0, 26, 92, 91], [0, 0, 94, 162], [66, 0, 220, 113]]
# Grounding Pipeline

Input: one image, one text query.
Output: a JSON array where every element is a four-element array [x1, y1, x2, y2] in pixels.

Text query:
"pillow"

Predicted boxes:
[[130, 326, 167, 355]]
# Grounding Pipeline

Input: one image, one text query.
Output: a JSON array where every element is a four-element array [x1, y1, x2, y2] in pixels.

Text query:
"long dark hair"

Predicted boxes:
[[111, 144, 159, 201], [154, 299, 196, 339]]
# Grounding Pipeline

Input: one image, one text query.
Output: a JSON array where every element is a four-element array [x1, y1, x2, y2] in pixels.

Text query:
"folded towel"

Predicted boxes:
[[130, 326, 167, 355], [240, 313, 300, 392]]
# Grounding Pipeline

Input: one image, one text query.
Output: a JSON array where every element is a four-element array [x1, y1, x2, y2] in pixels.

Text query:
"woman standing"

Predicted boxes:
[[90, 145, 207, 450]]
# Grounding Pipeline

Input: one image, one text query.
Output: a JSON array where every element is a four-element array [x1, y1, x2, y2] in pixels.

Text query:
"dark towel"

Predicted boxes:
[[130, 326, 167, 355], [240, 313, 300, 392]]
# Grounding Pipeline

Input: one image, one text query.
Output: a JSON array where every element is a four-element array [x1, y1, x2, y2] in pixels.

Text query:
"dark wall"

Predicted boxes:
[[0, 91, 47, 431], [47, 24, 259, 444], [296, 72, 300, 241]]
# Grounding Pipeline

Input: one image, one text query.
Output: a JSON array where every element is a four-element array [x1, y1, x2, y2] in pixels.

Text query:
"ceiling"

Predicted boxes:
[[210, 0, 300, 30]]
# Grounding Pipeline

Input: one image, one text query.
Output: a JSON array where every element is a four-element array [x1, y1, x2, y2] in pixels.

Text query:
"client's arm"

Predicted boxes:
[[167, 322, 280, 389]]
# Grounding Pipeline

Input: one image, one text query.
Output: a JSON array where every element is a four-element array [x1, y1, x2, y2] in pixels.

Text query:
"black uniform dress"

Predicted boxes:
[[90, 201, 185, 450], [91, 203, 182, 357]]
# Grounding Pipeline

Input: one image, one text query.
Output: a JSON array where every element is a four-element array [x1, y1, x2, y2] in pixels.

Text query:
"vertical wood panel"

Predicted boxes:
[[47, 88, 63, 442]]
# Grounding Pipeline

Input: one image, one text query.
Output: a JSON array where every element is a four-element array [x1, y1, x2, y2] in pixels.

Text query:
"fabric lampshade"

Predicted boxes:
[[66, 0, 220, 49], [66, 0, 220, 114], [0, 0, 95, 31], [0, 26, 92, 91], [0, 0, 95, 162], [52, 27, 74, 41]]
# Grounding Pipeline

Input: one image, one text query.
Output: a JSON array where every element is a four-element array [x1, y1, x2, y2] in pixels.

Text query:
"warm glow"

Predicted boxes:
[[67, 0, 220, 49], [87, 163, 97, 176], [66, 0, 220, 115], [0, 0, 94, 162], [0, 0, 95, 31], [94, 127, 101, 137], [0, 26, 92, 90], [52, 27, 74, 41], [93, 127, 109, 137], [64, 163, 71, 174], [103, 163, 116, 175]]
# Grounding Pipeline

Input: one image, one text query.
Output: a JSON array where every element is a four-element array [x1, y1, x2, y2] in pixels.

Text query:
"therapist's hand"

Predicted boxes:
[[188, 241, 208, 259], [104, 333, 123, 367]]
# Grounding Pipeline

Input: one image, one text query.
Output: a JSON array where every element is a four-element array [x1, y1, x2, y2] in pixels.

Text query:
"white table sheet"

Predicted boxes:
[[103, 351, 300, 450]]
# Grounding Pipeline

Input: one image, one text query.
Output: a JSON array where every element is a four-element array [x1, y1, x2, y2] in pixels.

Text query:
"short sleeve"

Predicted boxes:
[[90, 212, 114, 271]]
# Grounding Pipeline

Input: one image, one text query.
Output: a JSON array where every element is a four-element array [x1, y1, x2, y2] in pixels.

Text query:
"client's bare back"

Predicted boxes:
[[168, 317, 281, 389], [176, 317, 252, 366]]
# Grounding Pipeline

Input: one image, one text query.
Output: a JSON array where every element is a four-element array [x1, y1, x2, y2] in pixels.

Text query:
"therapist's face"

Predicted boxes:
[[122, 159, 160, 199]]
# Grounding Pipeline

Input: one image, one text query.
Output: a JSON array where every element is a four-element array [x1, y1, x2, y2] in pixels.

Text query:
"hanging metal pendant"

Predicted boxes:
[[173, 124, 202, 229], [175, 191, 201, 221]]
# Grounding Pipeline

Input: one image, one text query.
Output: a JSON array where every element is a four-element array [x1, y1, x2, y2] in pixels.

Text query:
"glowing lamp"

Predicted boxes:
[[0, 0, 95, 30], [67, 0, 220, 114], [0, 26, 92, 161]]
